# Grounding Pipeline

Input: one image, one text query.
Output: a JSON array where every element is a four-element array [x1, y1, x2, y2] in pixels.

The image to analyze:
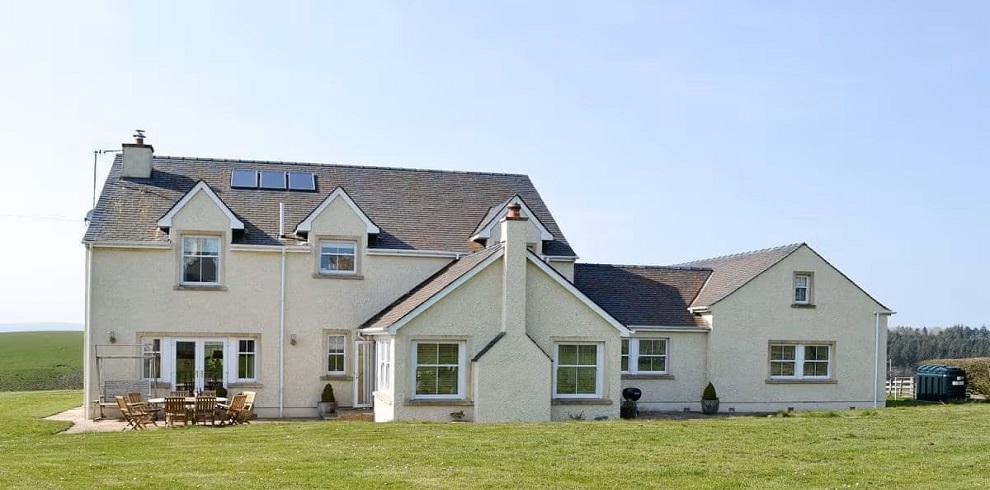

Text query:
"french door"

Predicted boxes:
[[173, 339, 227, 392], [354, 340, 375, 408]]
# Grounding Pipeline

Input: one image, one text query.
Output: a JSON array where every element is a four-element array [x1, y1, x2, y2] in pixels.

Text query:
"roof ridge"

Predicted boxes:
[[153, 155, 530, 178], [576, 263, 713, 272], [672, 242, 804, 266]]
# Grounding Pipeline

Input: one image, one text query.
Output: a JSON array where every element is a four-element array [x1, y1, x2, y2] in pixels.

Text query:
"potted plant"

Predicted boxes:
[[317, 383, 337, 419], [701, 382, 719, 415]]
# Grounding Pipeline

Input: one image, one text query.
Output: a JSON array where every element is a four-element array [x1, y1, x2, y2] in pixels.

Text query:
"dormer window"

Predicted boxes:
[[182, 236, 221, 285], [320, 240, 356, 274], [794, 272, 813, 305]]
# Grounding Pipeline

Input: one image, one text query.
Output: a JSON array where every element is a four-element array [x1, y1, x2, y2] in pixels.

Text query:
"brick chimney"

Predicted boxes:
[[500, 202, 528, 335], [121, 130, 154, 178]]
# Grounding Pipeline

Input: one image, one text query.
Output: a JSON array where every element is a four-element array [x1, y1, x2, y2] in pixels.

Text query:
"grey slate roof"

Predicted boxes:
[[83, 156, 576, 256], [361, 244, 503, 330], [574, 264, 712, 327], [671, 243, 804, 309]]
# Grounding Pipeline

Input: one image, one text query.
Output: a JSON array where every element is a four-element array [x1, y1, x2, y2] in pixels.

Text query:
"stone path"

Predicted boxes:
[[45, 406, 136, 434]]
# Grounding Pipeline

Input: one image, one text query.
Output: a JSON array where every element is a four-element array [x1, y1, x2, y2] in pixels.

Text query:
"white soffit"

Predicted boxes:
[[295, 186, 381, 234], [156, 181, 244, 230], [471, 196, 554, 242]]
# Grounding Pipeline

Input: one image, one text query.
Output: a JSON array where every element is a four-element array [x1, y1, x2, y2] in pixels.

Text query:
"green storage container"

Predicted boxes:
[[915, 364, 967, 401]]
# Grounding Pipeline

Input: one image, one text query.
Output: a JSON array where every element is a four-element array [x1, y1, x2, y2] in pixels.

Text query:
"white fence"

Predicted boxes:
[[886, 377, 914, 399]]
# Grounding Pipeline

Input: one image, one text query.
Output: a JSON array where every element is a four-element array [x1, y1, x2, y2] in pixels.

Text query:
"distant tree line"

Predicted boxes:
[[887, 325, 990, 377]]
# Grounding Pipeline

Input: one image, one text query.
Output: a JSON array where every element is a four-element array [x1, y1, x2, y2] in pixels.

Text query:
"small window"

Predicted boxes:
[[320, 241, 356, 274], [327, 335, 346, 375], [794, 273, 813, 304], [377, 339, 392, 391], [259, 171, 287, 190], [555, 343, 602, 398], [769, 342, 831, 379], [182, 236, 220, 285], [231, 169, 258, 188], [620, 339, 629, 373], [287, 172, 316, 191], [142, 338, 161, 379], [238, 339, 256, 381], [413, 342, 463, 398]]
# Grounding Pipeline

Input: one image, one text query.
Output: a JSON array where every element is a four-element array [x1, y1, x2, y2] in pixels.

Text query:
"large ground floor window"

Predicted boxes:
[[412, 341, 465, 399], [554, 342, 603, 398], [139, 335, 259, 391], [769, 342, 833, 379], [621, 338, 669, 374]]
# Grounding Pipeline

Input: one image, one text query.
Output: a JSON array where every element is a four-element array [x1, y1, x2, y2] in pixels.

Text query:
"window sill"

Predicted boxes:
[[227, 382, 263, 388], [405, 398, 472, 407], [766, 378, 836, 385], [552, 398, 613, 406], [622, 373, 675, 380], [319, 374, 352, 381], [791, 303, 816, 309], [312, 273, 364, 280], [174, 284, 228, 291]]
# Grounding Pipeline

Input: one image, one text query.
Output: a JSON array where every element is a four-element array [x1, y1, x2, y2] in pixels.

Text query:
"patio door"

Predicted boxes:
[[354, 340, 375, 408], [173, 339, 227, 392]]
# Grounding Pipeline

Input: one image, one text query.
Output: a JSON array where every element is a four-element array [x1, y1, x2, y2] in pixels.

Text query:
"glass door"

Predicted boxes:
[[354, 341, 375, 408], [172, 339, 228, 392]]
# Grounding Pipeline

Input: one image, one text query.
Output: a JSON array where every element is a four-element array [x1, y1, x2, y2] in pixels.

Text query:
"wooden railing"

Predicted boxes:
[[886, 377, 914, 399]]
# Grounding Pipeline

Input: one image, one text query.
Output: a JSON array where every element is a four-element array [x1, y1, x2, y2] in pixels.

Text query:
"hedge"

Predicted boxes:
[[922, 357, 990, 396]]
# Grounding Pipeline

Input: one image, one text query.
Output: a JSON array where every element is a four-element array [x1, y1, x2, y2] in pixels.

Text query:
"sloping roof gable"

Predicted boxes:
[[156, 181, 244, 230], [470, 195, 554, 242], [295, 186, 380, 234], [672, 243, 803, 309], [361, 244, 504, 332], [574, 264, 712, 327]]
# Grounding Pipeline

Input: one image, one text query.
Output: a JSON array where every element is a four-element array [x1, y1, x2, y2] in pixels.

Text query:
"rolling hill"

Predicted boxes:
[[0, 331, 83, 391]]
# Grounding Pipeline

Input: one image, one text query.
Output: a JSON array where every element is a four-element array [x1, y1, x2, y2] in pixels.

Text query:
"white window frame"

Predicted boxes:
[[236, 338, 257, 382], [410, 341, 465, 400], [319, 240, 358, 275], [376, 339, 392, 392], [621, 338, 669, 375], [621, 339, 630, 373], [142, 338, 161, 380], [326, 334, 346, 375], [181, 235, 222, 285], [769, 342, 832, 380], [553, 342, 603, 399], [794, 272, 813, 305]]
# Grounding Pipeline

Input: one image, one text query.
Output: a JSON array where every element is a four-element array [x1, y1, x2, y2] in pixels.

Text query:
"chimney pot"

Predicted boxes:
[[507, 202, 522, 219]]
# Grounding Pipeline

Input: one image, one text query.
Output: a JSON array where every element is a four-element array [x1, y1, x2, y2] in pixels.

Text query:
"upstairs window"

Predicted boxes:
[[182, 236, 220, 285], [794, 273, 813, 305], [320, 241, 356, 274]]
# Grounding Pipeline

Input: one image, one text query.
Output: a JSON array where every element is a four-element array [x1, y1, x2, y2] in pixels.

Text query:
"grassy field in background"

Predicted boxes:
[[1, 391, 989, 489], [0, 332, 82, 391]]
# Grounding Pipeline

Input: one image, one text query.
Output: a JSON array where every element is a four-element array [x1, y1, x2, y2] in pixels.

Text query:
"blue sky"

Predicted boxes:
[[0, 1, 986, 328]]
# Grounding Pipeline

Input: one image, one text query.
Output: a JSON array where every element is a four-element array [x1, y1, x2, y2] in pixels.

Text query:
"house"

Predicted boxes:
[[82, 134, 892, 421]]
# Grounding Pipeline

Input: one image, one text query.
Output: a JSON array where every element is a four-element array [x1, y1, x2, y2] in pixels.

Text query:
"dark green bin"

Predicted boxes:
[[914, 364, 967, 401]]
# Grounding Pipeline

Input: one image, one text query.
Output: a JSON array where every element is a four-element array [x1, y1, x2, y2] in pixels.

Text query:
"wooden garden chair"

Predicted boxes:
[[236, 391, 256, 424], [192, 395, 218, 426], [215, 393, 247, 426], [115, 396, 153, 430], [126, 392, 162, 420], [164, 396, 190, 428]]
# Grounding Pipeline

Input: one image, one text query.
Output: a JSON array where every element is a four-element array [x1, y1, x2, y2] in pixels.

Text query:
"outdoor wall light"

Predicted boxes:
[[290, 334, 297, 346], [108, 330, 116, 344]]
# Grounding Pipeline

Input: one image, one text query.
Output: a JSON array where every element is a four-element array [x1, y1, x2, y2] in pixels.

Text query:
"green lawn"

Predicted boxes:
[[1, 391, 989, 489], [0, 331, 82, 391]]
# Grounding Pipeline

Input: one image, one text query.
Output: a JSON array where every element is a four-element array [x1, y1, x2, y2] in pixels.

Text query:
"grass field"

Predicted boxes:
[[1, 391, 989, 489], [0, 331, 82, 391]]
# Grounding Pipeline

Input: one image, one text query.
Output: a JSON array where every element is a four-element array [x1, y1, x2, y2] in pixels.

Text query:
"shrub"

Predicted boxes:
[[321, 383, 336, 404], [702, 382, 718, 400], [922, 357, 990, 396]]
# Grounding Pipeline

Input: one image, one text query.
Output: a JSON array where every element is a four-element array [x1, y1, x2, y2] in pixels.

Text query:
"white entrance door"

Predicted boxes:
[[173, 339, 227, 392], [354, 341, 375, 408]]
